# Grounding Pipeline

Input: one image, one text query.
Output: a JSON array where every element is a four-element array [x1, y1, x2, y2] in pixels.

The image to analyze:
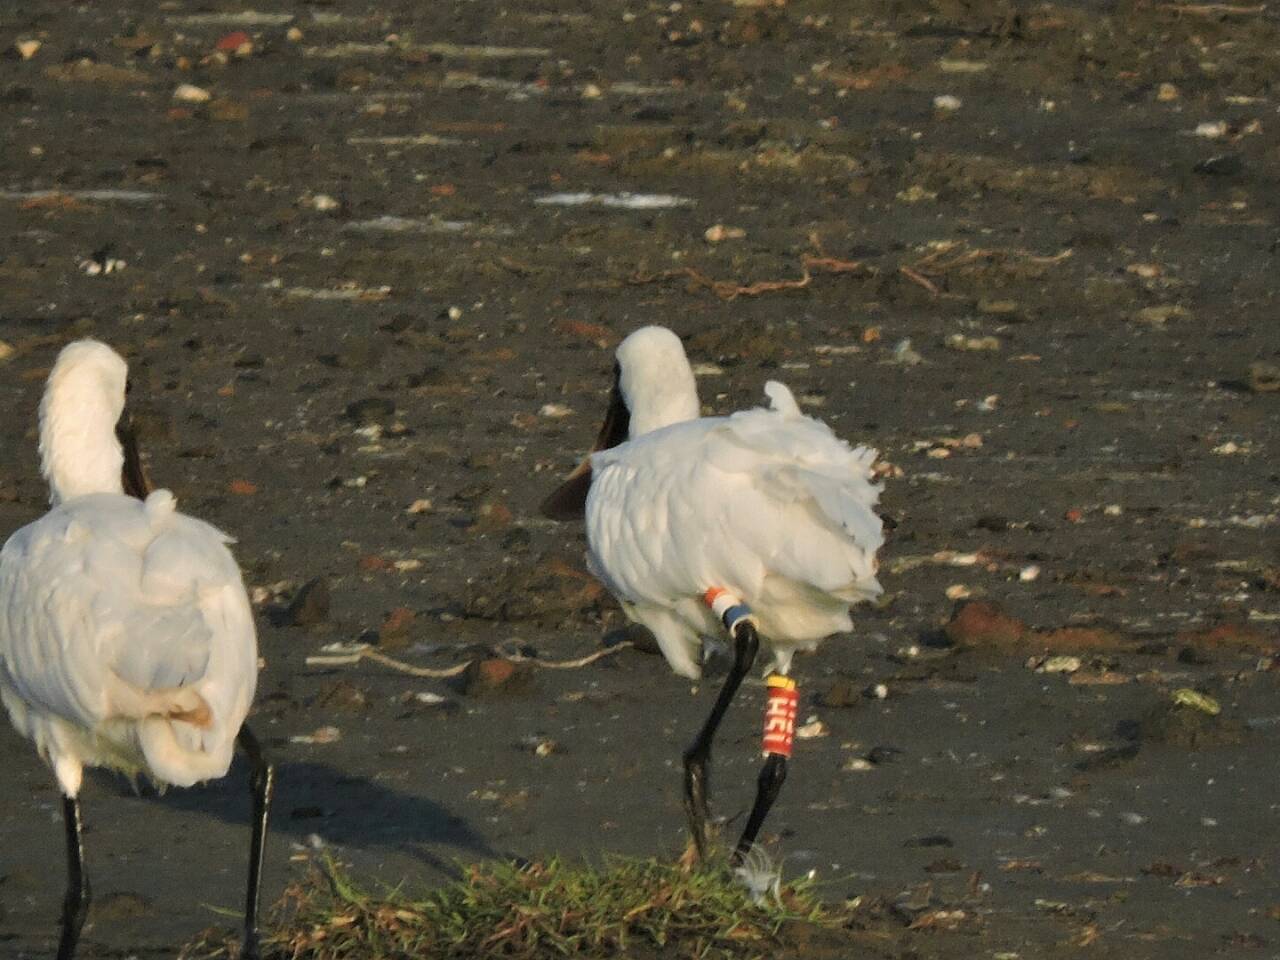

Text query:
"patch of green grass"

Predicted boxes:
[[193, 854, 844, 960]]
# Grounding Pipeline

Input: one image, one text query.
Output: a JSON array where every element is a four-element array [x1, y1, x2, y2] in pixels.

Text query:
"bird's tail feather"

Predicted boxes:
[[800, 467, 884, 555]]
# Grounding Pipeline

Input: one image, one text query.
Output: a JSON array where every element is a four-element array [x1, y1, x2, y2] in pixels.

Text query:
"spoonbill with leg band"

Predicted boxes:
[[543, 325, 885, 863]]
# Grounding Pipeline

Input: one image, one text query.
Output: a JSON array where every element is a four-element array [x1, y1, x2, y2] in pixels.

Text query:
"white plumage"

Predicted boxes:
[[0, 492, 257, 794], [582, 326, 884, 679], [0, 339, 257, 796], [545, 325, 887, 862]]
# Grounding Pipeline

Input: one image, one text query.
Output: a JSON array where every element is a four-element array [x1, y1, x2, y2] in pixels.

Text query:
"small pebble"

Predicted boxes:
[[933, 94, 962, 111], [796, 717, 828, 739], [540, 403, 573, 418], [1038, 655, 1081, 675], [216, 31, 254, 55], [79, 256, 126, 276], [704, 224, 746, 243], [173, 83, 212, 103], [945, 584, 972, 600], [459, 658, 531, 697], [1247, 362, 1280, 393], [286, 577, 331, 627], [291, 725, 341, 745], [977, 299, 1017, 315], [945, 333, 1001, 352], [1193, 120, 1228, 139], [890, 339, 923, 365], [15, 39, 41, 60], [346, 397, 395, 424], [1019, 564, 1041, 582], [447, 306, 463, 321], [1172, 688, 1221, 716]]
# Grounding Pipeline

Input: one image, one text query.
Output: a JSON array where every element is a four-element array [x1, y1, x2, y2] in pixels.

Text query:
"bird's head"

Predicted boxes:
[[540, 325, 698, 520], [39, 339, 152, 503]]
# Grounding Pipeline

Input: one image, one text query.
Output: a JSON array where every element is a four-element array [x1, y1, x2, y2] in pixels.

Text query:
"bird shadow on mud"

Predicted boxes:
[[95, 757, 498, 880]]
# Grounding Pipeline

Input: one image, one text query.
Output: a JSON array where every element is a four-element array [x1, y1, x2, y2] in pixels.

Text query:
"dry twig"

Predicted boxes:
[[630, 266, 813, 301], [1159, 3, 1266, 14], [305, 642, 634, 677], [898, 265, 940, 296], [801, 255, 868, 274]]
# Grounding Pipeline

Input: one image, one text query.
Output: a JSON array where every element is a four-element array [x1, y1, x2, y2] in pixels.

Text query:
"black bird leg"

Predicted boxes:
[[237, 725, 275, 960], [56, 795, 90, 960], [732, 753, 789, 864], [682, 618, 759, 861], [731, 672, 798, 865]]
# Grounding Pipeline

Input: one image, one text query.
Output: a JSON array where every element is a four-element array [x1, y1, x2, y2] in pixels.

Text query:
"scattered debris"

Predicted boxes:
[[889, 338, 924, 366], [944, 333, 1001, 352], [795, 717, 828, 739], [286, 578, 332, 627], [535, 192, 694, 209], [79, 248, 126, 276], [1247, 362, 1280, 393], [704, 224, 746, 243], [1171, 688, 1221, 716], [1031, 655, 1082, 674], [629, 265, 812, 302], [459, 657, 532, 697], [290, 725, 341, 745], [173, 83, 212, 103], [303, 641, 634, 679]]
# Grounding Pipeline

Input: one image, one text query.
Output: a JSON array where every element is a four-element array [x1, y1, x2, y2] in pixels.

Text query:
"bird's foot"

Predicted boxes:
[[681, 747, 712, 863]]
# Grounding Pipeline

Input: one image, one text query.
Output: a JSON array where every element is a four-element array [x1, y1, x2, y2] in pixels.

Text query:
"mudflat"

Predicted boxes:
[[0, 1, 1278, 957]]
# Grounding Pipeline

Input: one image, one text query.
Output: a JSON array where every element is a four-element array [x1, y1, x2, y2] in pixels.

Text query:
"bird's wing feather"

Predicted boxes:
[[0, 491, 253, 730], [588, 383, 884, 610]]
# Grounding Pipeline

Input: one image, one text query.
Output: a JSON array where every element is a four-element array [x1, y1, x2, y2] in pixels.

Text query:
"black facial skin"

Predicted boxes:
[[540, 363, 630, 521]]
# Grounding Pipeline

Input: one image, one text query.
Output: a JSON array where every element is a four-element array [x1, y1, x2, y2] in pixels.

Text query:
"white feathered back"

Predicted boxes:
[[0, 492, 258, 790], [0, 340, 258, 795], [586, 378, 884, 678]]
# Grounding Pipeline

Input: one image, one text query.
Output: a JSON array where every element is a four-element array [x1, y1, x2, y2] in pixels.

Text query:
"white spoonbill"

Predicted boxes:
[[543, 325, 884, 862], [0, 340, 273, 960]]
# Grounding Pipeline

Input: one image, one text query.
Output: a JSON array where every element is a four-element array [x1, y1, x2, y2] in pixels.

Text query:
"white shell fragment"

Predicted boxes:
[[290, 725, 342, 745], [173, 83, 212, 103]]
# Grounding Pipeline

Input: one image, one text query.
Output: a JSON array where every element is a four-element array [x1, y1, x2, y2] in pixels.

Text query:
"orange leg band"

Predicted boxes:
[[762, 675, 798, 758]]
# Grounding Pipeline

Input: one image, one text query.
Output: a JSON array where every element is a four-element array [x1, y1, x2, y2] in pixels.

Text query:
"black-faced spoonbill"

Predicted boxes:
[[0, 340, 273, 959], [543, 325, 884, 863]]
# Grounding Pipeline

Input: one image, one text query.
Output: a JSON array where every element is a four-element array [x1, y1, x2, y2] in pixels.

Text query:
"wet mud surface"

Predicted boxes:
[[1, 0, 1279, 957]]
